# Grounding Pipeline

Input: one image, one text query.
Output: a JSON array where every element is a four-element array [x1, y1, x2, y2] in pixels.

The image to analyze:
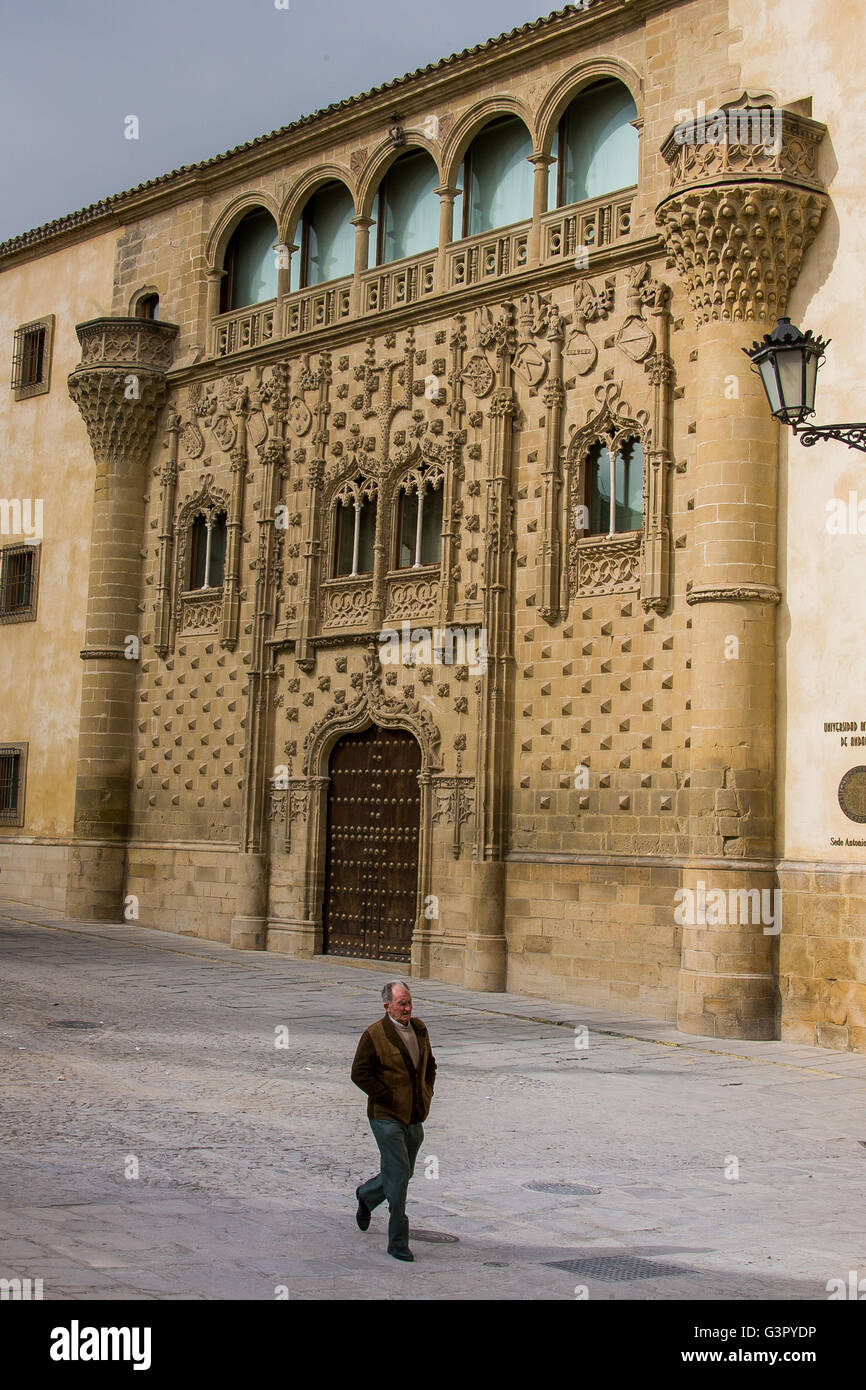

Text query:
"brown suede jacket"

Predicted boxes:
[[351, 1014, 437, 1125]]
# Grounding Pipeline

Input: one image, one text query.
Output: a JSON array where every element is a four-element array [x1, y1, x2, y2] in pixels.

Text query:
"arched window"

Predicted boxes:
[[459, 115, 533, 237], [550, 80, 639, 207], [584, 437, 644, 536], [189, 512, 227, 588], [374, 149, 439, 265], [333, 478, 377, 577], [290, 181, 355, 291], [396, 464, 444, 568], [136, 293, 159, 320], [220, 209, 279, 312]]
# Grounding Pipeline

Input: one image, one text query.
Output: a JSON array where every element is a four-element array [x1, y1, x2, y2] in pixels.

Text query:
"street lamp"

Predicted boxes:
[[744, 317, 866, 451]]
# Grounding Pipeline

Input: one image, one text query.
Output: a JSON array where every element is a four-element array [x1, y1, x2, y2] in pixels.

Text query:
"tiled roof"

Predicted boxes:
[[0, 3, 597, 259]]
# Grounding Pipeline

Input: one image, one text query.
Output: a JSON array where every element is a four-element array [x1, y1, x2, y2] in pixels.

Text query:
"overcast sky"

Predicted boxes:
[[0, 0, 564, 244]]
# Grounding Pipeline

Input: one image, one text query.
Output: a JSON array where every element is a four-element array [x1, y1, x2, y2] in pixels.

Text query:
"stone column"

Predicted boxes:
[[465, 303, 518, 992], [350, 215, 374, 314], [527, 153, 554, 266], [66, 317, 178, 920], [656, 107, 827, 1039], [434, 186, 458, 293]]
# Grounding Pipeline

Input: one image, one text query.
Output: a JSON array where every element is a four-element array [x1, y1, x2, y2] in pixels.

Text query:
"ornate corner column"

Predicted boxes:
[[465, 303, 518, 992], [656, 109, 827, 1039], [65, 317, 178, 919]]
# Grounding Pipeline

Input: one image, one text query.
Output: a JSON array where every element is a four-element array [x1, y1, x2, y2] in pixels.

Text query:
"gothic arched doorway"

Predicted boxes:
[[323, 724, 421, 961]]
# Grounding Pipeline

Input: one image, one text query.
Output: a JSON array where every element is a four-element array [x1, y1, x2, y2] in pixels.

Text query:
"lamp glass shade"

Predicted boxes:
[[758, 356, 783, 416], [776, 347, 809, 423]]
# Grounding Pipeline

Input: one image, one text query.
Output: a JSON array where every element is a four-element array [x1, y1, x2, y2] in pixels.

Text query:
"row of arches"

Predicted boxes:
[[218, 76, 639, 311]]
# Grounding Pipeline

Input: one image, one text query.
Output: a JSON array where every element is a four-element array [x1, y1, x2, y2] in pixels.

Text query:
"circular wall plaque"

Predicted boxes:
[[838, 766, 866, 823]]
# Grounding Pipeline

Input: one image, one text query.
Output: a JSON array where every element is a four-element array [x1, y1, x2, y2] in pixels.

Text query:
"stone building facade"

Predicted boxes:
[[2, 0, 864, 1050]]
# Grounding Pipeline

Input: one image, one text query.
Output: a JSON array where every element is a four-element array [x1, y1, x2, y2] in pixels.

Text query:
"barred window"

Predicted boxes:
[[0, 544, 39, 623], [0, 744, 27, 826], [11, 315, 54, 400]]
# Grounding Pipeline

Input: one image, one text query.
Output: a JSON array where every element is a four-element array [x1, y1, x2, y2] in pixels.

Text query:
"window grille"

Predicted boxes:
[[0, 544, 38, 622], [0, 744, 26, 826], [11, 316, 54, 400]]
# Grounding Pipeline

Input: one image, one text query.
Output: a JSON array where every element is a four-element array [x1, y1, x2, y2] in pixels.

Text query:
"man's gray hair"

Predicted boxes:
[[382, 979, 411, 1004]]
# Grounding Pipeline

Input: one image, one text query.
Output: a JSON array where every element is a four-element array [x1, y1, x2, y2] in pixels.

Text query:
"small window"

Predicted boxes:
[[188, 513, 227, 589], [584, 438, 644, 536], [460, 116, 533, 237], [397, 466, 444, 567], [0, 743, 27, 827], [550, 80, 639, 208], [375, 150, 439, 265], [11, 315, 54, 400], [0, 544, 39, 623], [333, 480, 377, 577], [136, 293, 160, 320]]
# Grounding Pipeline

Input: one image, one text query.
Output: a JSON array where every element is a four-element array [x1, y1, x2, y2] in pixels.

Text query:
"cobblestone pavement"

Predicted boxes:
[[2, 900, 866, 1302]]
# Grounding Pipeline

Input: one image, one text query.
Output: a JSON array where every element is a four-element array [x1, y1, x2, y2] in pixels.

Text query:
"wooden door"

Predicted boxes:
[[323, 724, 421, 961]]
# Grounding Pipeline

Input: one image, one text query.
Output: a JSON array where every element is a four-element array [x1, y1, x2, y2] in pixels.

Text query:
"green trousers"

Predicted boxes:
[[358, 1117, 424, 1252]]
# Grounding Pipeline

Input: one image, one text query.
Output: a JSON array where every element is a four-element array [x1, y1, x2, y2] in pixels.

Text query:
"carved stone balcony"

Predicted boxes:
[[68, 316, 179, 474], [212, 299, 277, 358], [360, 252, 436, 315], [573, 532, 641, 597], [179, 588, 223, 635], [75, 316, 178, 371], [385, 567, 440, 622], [205, 190, 643, 359], [541, 187, 636, 265], [284, 277, 352, 338], [321, 575, 374, 629], [446, 221, 530, 288]]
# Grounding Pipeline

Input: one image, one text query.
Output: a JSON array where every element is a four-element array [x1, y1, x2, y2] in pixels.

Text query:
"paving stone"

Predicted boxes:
[[1, 905, 865, 1300]]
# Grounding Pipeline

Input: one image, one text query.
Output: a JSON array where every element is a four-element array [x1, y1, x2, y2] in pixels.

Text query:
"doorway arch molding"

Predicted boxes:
[[298, 643, 441, 953]]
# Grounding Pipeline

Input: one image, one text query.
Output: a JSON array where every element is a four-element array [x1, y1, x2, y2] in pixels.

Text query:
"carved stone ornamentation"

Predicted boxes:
[[301, 641, 441, 777], [432, 775, 475, 858], [322, 580, 374, 628], [656, 108, 828, 325], [179, 590, 222, 633], [461, 354, 495, 397], [386, 574, 439, 620], [575, 535, 641, 596]]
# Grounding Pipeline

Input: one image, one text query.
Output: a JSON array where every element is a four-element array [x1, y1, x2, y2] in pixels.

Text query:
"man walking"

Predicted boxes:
[[351, 980, 436, 1262]]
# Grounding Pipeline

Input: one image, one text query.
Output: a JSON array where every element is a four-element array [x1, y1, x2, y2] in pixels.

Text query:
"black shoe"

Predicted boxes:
[[355, 1187, 371, 1232], [388, 1246, 414, 1262]]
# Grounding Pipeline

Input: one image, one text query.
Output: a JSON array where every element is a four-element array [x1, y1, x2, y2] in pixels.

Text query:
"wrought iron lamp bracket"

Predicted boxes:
[[793, 422, 866, 453]]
